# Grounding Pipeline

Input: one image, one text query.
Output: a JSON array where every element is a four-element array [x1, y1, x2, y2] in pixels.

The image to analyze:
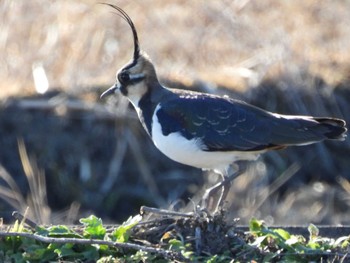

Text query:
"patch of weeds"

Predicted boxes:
[[247, 218, 350, 262], [0, 214, 150, 262], [0, 214, 350, 262]]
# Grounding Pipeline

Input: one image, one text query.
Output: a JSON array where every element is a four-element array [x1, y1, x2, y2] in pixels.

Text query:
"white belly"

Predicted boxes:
[[151, 109, 259, 174]]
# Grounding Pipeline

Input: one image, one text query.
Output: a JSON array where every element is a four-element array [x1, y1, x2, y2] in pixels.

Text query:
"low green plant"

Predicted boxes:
[[0, 215, 349, 262], [247, 218, 350, 262]]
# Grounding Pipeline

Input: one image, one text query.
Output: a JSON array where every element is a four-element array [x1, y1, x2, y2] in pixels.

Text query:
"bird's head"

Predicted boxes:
[[100, 5, 159, 107]]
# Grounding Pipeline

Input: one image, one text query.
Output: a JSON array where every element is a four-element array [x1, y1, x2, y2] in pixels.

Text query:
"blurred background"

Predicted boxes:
[[0, 0, 349, 225]]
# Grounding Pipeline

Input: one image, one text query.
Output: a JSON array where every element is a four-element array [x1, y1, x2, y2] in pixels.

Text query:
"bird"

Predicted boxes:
[[100, 4, 347, 212]]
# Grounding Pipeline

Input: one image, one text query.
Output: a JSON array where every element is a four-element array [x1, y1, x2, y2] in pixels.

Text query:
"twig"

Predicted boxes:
[[0, 231, 186, 261], [195, 226, 201, 255], [12, 211, 38, 230], [140, 206, 194, 218], [126, 131, 166, 207], [99, 128, 128, 193], [250, 162, 300, 214]]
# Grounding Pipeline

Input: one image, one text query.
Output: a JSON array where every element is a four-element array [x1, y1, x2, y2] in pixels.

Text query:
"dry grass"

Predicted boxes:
[[1, 0, 350, 97], [0, 139, 80, 224]]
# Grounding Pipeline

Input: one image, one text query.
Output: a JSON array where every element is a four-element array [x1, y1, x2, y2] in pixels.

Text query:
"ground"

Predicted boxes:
[[0, 0, 350, 229]]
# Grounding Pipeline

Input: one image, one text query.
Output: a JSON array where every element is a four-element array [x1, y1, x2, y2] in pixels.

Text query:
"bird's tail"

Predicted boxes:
[[271, 115, 347, 146], [312, 117, 347, 140]]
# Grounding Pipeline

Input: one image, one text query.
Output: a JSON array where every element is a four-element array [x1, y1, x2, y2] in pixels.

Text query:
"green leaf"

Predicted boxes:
[[10, 220, 24, 233], [168, 239, 184, 251], [308, 224, 319, 240], [53, 243, 99, 261], [251, 235, 267, 247], [249, 218, 265, 232], [46, 225, 82, 238], [273, 228, 291, 240], [97, 255, 116, 263], [334, 236, 350, 248], [285, 235, 301, 246], [22, 245, 47, 260], [130, 250, 157, 262], [81, 245, 99, 260], [8, 252, 26, 263], [307, 241, 322, 250], [35, 226, 50, 236], [262, 252, 278, 262], [206, 255, 219, 263], [112, 214, 142, 243], [80, 215, 106, 239], [54, 243, 78, 258]]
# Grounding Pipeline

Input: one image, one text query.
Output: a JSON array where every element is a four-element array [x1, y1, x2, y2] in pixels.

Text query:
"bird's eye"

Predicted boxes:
[[118, 72, 130, 83]]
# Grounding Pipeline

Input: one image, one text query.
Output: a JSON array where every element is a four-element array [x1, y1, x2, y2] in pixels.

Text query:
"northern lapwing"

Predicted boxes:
[[101, 5, 347, 212]]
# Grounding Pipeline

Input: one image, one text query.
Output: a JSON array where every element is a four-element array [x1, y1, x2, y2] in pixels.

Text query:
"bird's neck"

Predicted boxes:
[[132, 83, 171, 137]]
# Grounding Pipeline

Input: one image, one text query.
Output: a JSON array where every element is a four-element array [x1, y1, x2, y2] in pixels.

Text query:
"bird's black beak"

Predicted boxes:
[[100, 82, 119, 99]]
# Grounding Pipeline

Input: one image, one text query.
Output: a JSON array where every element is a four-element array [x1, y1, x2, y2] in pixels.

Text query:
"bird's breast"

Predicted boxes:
[[151, 105, 259, 172]]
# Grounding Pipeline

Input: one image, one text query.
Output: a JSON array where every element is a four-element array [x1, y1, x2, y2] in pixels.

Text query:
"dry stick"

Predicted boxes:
[[140, 206, 194, 218], [99, 128, 128, 193], [0, 231, 186, 261], [195, 226, 202, 256], [250, 162, 300, 214], [126, 131, 166, 207], [12, 211, 38, 230]]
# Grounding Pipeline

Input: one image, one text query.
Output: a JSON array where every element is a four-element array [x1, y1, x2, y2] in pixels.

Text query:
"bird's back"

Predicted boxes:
[[155, 89, 347, 153]]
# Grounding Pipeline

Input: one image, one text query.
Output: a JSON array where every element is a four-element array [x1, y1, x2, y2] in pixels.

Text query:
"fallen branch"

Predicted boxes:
[[0, 231, 187, 262]]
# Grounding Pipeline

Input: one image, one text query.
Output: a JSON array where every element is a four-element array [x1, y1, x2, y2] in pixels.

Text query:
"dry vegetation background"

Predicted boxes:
[[0, 0, 350, 225]]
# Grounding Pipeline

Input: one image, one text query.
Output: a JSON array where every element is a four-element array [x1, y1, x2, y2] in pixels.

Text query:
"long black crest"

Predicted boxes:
[[103, 4, 140, 61]]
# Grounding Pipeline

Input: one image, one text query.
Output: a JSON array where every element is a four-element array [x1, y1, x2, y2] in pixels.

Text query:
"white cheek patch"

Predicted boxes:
[[130, 73, 144, 80], [127, 82, 147, 108]]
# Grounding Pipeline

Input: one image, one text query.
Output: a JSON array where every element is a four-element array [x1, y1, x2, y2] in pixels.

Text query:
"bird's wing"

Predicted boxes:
[[156, 94, 282, 152]]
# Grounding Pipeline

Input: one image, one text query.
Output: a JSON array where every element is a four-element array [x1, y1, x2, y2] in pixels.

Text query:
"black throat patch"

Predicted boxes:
[[138, 89, 157, 137]]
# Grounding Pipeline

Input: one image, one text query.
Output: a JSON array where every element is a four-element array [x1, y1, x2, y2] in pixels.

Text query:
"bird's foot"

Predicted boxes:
[[201, 164, 246, 213], [201, 177, 232, 213]]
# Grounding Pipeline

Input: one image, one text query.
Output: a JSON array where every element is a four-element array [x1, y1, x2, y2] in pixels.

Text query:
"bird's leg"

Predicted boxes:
[[202, 163, 246, 213], [202, 174, 227, 211], [215, 169, 242, 212]]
